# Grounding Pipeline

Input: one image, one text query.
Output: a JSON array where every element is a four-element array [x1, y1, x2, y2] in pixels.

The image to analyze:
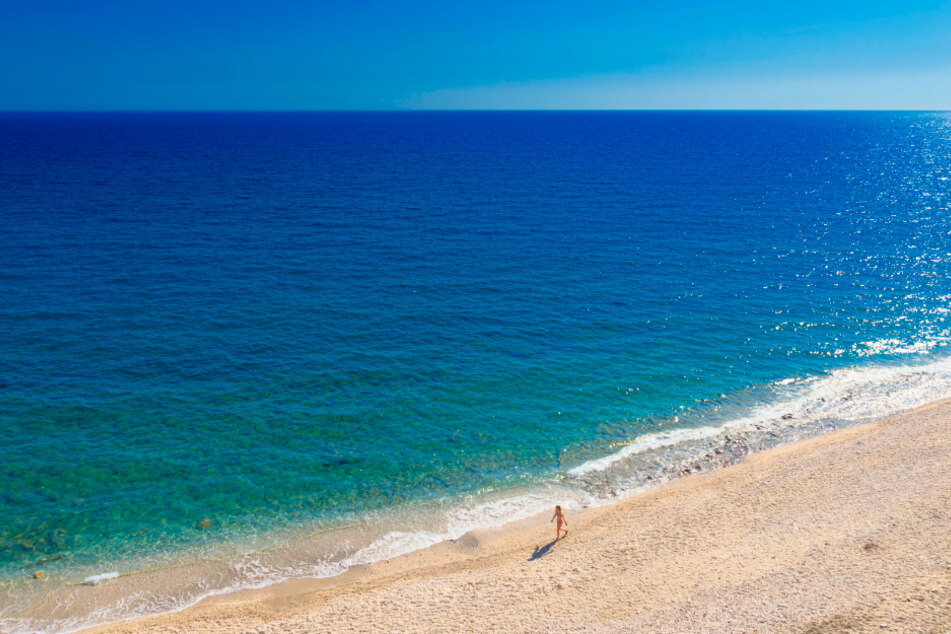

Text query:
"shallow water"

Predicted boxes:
[[1, 111, 950, 632]]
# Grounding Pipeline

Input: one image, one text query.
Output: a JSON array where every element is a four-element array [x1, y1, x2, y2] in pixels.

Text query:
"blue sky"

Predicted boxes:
[[2, 0, 950, 109]]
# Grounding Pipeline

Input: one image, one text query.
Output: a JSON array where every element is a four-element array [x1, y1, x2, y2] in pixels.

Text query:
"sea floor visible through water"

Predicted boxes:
[[5, 355, 951, 633]]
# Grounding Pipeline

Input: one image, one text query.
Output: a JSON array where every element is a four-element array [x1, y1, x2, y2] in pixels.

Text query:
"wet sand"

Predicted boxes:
[[88, 399, 951, 633]]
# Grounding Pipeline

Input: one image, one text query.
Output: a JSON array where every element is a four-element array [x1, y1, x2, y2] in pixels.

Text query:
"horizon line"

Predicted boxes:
[[1, 108, 949, 114]]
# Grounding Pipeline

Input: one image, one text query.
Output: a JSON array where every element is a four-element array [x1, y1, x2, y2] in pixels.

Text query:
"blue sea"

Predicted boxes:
[[2, 111, 951, 632]]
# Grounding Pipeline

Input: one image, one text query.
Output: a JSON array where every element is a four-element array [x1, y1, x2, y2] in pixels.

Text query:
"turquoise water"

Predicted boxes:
[[2, 111, 951, 631]]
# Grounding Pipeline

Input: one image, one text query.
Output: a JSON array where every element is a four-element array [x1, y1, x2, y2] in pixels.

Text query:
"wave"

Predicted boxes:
[[82, 572, 120, 586], [568, 355, 951, 480]]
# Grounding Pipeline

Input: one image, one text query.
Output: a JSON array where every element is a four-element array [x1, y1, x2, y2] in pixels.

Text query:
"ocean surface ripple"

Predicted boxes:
[[1, 111, 951, 632]]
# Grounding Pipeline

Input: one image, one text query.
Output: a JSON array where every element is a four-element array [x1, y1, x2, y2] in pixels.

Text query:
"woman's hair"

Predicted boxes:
[[555, 505, 562, 511]]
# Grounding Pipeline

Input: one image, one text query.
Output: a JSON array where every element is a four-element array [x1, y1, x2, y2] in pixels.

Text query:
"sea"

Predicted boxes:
[[1, 111, 950, 632]]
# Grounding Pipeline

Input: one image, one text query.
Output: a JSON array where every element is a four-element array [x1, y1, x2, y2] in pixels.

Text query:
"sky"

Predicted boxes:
[[2, 0, 950, 110]]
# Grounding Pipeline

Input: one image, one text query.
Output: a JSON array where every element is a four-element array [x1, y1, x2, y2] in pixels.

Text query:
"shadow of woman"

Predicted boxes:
[[528, 540, 557, 561]]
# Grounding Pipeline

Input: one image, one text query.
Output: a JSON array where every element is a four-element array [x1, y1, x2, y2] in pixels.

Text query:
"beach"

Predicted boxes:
[[83, 398, 951, 633], [5, 111, 951, 633]]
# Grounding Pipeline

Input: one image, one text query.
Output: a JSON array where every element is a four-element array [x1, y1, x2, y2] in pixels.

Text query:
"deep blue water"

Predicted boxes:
[[2, 111, 951, 630]]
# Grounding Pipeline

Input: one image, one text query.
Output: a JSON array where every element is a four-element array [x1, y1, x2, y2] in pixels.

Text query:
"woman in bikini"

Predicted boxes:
[[551, 505, 568, 540]]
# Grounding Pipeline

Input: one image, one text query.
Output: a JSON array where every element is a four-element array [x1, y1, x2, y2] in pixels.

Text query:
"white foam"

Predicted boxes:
[[348, 531, 446, 566], [82, 572, 119, 586], [567, 356, 951, 478], [567, 425, 724, 476]]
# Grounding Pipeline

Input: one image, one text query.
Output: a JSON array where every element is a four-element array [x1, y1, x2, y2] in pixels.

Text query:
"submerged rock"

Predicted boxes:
[[21, 553, 64, 569], [32, 570, 43, 580]]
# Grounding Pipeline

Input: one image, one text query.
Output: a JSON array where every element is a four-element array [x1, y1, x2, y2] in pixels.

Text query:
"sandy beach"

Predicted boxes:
[[86, 399, 951, 633]]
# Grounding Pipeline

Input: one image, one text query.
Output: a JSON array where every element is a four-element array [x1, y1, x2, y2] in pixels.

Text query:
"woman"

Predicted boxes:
[[551, 505, 568, 540]]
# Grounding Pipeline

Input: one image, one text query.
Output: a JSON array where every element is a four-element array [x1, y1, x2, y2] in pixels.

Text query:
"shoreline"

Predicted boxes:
[[85, 397, 951, 632], [7, 357, 951, 633]]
